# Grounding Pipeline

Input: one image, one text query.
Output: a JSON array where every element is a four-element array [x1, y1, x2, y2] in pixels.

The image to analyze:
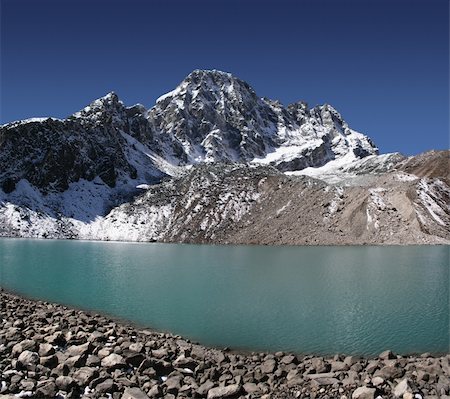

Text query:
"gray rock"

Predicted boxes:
[[374, 366, 403, 380], [393, 378, 410, 398], [197, 380, 215, 396], [101, 353, 126, 369], [96, 378, 115, 393], [243, 382, 260, 394], [311, 358, 329, 373], [35, 380, 57, 397], [45, 331, 66, 346], [260, 359, 276, 374], [66, 342, 92, 357], [352, 386, 376, 399], [165, 375, 182, 393], [314, 377, 340, 386], [173, 354, 197, 370], [38, 343, 55, 357], [379, 350, 395, 360], [122, 387, 150, 399], [40, 354, 58, 368], [20, 379, 36, 391], [207, 384, 241, 399], [17, 350, 39, 370], [305, 372, 337, 379], [331, 361, 349, 372], [55, 375, 75, 391], [97, 348, 111, 359], [11, 340, 37, 357], [281, 355, 296, 365], [191, 345, 207, 360], [72, 366, 99, 385], [147, 385, 161, 398], [86, 354, 101, 367], [128, 343, 144, 353], [371, 376, 384, 386], [125, 352, 146, 367], [64, 354, 86, 368], [151, 348, 168, 359]]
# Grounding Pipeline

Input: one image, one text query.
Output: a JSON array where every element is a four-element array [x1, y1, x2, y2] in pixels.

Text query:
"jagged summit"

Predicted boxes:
[[148, 69, 378, 168], [0, 69, 378, 196]]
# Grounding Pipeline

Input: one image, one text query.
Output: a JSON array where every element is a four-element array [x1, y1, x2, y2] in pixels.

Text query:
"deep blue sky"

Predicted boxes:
[[1, 0, 448, 155]]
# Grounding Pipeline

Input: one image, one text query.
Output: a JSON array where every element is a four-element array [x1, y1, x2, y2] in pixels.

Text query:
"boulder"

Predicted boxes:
[[38, 343, 55, 357], [17, 350, 39, 370], [352, 386, 376, 399], [55, 376, 75, 391], [12, 340, 37, 357], [101, 353, 126, 369], [66, 342, 92, 357], [122, 387, 150, 399], [207, 384, 241, 399], [393, 378, 410, 398], [72, 366, 99, 385]]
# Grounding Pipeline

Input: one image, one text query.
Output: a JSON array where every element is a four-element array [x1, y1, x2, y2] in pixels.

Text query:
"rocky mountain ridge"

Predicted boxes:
[[0, 70, 448, 244]]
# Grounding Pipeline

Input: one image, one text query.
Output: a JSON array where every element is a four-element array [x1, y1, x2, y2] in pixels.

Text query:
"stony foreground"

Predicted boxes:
[[1, 291, 449, 399]]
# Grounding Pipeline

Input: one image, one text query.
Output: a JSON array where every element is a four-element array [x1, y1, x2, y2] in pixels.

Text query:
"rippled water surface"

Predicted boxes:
[[0, 239, 448, 355]]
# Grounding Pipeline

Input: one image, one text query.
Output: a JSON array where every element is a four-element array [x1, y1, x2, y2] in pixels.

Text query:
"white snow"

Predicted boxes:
[[252, 141, 322, 165], [417, 179, 449, 226], [1, 117, 61, 128], [395, 172, 418, 182], [276, 200, 291, 216]]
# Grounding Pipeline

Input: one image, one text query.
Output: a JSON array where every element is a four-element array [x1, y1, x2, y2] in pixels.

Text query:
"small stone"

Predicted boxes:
[[38, 343, 55, 357], [17, 350, 39, 370], [55, 375, 75, 391], [12, 340, 37, 357], [379, 350, 395, 360], [332, 361, 349, 372], [125, 352, 146, 367], [374, 366, 403, 380], [147, 385, 161, 397], [165, 376, 182, 393], [96, 378, 115, 393], [281, 355, 296, 365], [40, 354, 58, 368], [207, 384, 241, 399], [393, 378, 410, 398], [128, 343, 144, 353], [403, 393, 414, 399], [66, 342, 92, 357], [72, 367, 99, 385], [352, 386, 376, 399], [260, 359, 276, 374], [101, 353, 126, 369], [371, 376, 384, 387], [35, 380, 57, 397], [86, 354, 101, 366], [197, 381, 215, 396], [97, 348, 111, 359], [122, 387, 150, 399], [64, 354, 86, 368], [243, 382, 260, 394]]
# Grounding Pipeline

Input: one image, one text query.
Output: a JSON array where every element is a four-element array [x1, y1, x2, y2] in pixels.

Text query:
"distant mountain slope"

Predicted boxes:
[[0, 70, 448, 244]]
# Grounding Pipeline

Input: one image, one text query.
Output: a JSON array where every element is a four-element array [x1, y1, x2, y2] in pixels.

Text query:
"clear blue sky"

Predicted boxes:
[[1, 0, 448, 155]]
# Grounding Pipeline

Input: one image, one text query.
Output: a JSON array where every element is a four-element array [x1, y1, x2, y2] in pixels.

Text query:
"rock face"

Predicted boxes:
[[0, 69, 448, 245], [147, 69, 377, 167]]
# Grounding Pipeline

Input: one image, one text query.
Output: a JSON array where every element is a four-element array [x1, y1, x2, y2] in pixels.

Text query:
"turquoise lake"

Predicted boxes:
[[0, 238, 448, 356]]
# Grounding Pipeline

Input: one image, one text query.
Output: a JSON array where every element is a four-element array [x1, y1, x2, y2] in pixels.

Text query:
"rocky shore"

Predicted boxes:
[[1, 291, 449, 399]]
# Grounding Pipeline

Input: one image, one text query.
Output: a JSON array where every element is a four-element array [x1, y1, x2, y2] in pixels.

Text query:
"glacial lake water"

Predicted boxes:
[[0, 238, 448, 356]]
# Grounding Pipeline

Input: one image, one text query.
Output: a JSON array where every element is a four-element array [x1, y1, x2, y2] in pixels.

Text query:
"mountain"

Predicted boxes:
[[0, 70, 448, 244]]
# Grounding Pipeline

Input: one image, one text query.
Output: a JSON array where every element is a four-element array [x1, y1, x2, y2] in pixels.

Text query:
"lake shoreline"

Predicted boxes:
[[1, 290, 449, 399]]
